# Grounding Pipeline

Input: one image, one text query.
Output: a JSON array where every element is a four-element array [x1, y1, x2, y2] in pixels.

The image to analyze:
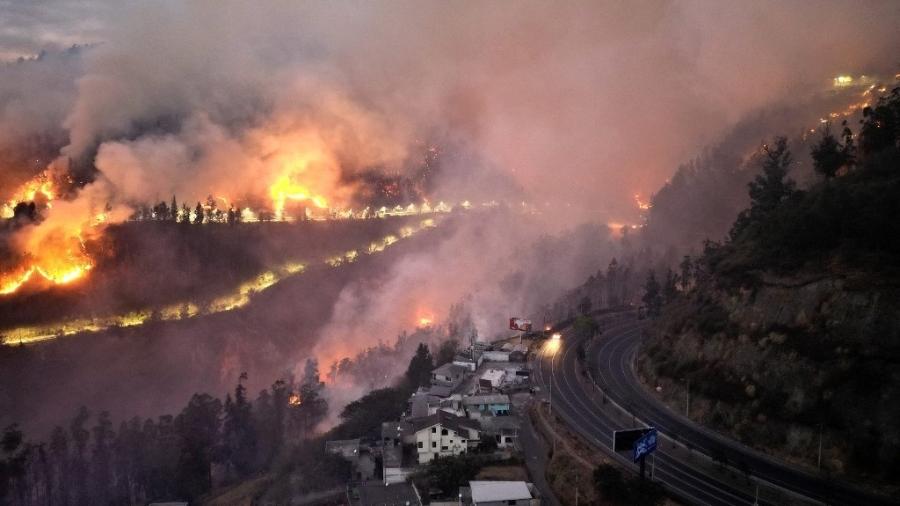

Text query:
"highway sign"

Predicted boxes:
[[633, 427, 658, 462], [613, 427, 650, 452]]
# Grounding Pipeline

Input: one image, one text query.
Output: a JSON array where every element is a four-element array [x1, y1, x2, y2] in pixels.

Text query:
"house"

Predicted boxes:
[[408, 391, 465, 418], [469, 481, 540, 506], [478, 416, 521, 449], [478, 369, 506, 392], [482, 350, 511, 362], [462, 394, 511, 418], [410, 411, 482, 463], [381, 420, 415, 447], [350, 480, 422, 506], [325, 439, 376, 481], [382, 444, 417, 484], [325, 438, 361, 459], [431, 363, 467, 387]]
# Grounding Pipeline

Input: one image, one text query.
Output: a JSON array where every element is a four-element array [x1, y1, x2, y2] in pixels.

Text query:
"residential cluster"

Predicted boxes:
[[326, 339, 542, 506]]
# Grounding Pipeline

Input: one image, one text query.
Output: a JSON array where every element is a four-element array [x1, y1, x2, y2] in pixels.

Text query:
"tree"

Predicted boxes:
[[578, 295, 592, 315], [170, 195, 178, 221], [731, 137, 795, 239], [0, 425, 27, 503], [193, 202, 203, 224], [423, 454, 483, 497], [641, 271, 662, 317], [221, 372, 256, 481], [175, 394, 222, 500], [434, 339, 460, 367], [405, 343, 435, 389], [606, 258, 621, 307], [859, 88, 900, 157], [294, 360, 328, 437], [335, 387, 409, 440], [811, 123, 852, 178], [679, 255, 693, 291], [663, 268, 679, 304], [593, 464, 628, 503], [89, 411, 115, 504], [69, 407, 91, 505], [572, 315, 599, 340]]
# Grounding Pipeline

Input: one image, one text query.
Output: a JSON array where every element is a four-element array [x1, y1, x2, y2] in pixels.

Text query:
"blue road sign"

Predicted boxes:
[[633, 427, 658, 462]]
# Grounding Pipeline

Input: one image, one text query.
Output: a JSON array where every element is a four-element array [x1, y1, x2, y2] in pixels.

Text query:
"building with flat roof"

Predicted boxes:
[[469, 481, 539, 506]]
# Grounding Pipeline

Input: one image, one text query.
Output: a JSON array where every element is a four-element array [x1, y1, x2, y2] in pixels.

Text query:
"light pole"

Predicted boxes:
[[817, 424, 823, 471], [685, 379, 691, 418]]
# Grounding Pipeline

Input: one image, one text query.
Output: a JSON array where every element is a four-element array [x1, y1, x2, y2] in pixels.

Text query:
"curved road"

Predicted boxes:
[[533, 313, 896, 506]]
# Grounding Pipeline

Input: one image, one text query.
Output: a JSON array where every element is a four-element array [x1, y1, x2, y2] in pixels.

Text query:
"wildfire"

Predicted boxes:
[[288, 392, 302, 406], [417, 310, 435, 328], [1, 172, 57, 218], [267, 144, 333, 221], [0, 173, 99, 295], [0, 215, 446, 345], [634, 193, 651, 211]]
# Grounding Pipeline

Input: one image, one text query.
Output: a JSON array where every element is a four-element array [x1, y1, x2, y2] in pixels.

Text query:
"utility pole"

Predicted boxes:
[[685, 379, 691, 418], [575, 487, 579, 506], [817, 424, 823, 471], [753, 484, 759, 506]]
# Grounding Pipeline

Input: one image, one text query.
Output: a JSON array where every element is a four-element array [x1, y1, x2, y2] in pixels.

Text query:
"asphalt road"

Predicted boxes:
[[534, 313, 897, 506]]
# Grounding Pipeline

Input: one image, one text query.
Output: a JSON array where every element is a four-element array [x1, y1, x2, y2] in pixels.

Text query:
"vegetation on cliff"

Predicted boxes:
[[640, 86, 900, 485]]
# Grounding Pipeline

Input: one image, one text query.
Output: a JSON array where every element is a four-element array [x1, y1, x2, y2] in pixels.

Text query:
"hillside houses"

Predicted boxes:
[[326, 337, 535, 497]]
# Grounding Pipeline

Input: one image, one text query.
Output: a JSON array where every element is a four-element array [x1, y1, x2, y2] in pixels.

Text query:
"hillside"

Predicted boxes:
[[638, 87, 900, 488]]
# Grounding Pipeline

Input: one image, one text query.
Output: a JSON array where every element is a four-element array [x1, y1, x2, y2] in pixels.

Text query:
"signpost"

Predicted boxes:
[[509, 317, 533, 332], [612, 427, 658, 479]]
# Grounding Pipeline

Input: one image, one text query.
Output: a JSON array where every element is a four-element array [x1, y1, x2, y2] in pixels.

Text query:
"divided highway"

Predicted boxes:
[[531, 313, 896, 506]]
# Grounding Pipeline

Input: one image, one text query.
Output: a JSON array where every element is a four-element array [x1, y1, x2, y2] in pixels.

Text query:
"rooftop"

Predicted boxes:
[[432, 363, 467, 377], [409, 411, 481, 435], [355, 480, 421, 506], [325, 438, 360, 455], [469, 481, 532, 503], [462, 394, 510, 405]]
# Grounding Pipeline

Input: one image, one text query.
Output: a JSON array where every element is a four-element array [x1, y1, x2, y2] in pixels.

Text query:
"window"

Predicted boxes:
[[507, 501, 516, 505], [432, 442, 436, 448], [417, 442, 423, 449], [431, 427, 436, 433], [441, 446, 448, 451], [441, 429, 448, 436]]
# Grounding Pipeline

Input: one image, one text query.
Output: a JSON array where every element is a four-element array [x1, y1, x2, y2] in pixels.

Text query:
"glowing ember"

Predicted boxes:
[[288, 392, 302, 406], [634, 193, 652, 211]]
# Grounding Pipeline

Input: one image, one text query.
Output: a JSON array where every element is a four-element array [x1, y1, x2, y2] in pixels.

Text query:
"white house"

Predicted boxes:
[[411, 411, 482, 463], [469, 481, 540, 506]]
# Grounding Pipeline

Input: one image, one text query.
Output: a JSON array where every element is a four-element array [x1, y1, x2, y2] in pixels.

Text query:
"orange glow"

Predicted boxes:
[[0, 230, 92, 295], [288, 392, 302, 406], [633, 193, 651, 211], [264, 139, 335, 220], [1, 172, 57, 218]]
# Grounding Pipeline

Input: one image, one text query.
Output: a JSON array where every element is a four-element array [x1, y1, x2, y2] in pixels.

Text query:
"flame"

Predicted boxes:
[[1, 172, 57, 218], [0, 173, 98, 295], [267, 146, 332, 221], [288, 392, 302, 406], [0, 228, 94, 295], [1, 215, 445, 345], [634, 193, 651, 211]]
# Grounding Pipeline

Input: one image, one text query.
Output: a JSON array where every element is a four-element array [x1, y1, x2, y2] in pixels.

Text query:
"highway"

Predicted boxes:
[[531, 313, 897, 506]]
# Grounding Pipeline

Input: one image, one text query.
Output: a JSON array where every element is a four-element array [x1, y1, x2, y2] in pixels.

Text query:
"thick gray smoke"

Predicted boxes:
[[4, 1, 899, 216]]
